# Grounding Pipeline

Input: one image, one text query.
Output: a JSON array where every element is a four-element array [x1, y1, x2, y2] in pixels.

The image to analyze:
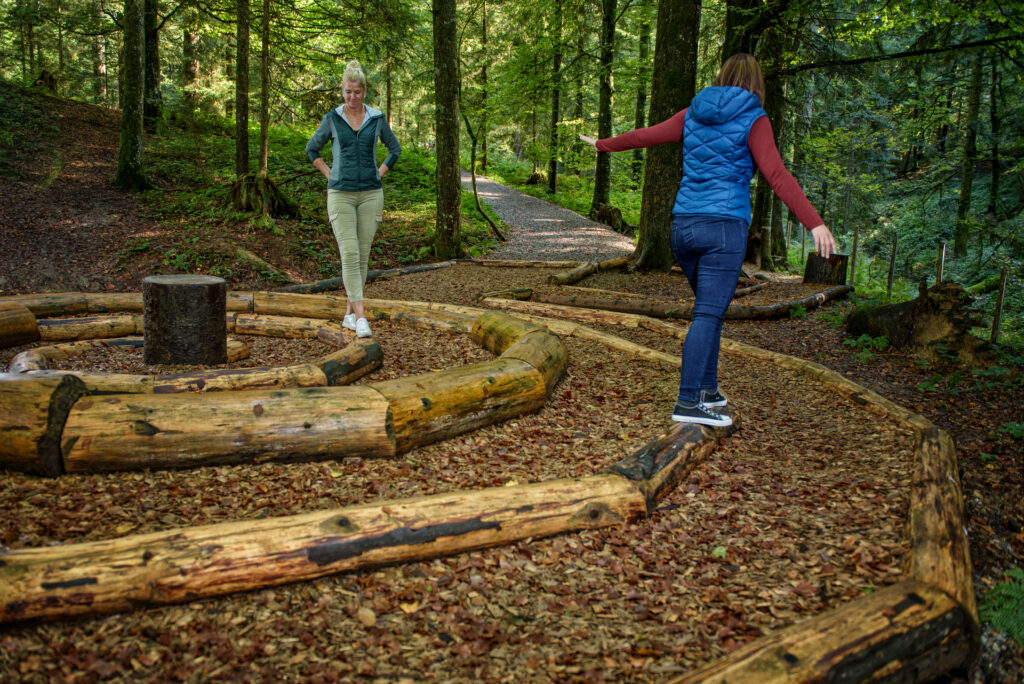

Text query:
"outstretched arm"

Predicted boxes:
[[580, 108, 688, 153]]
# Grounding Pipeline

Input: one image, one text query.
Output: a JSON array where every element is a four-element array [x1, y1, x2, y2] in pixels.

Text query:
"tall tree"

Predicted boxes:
[[143, 0, 162, 130], [113, 0, 149, 190], [234, 0, 250, 177], [547, 0, 562, 194], [480, 1, 489, 173], [954, 52, 983, 257], [588, 0, 616, 216], [631, 0, 700, 270], [433, 0, 461, 258], [631, 1, 652, 188], [257, 0, 270, 178]]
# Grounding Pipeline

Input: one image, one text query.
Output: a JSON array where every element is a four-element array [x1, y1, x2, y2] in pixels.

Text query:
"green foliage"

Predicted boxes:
[[818, 306, 847, 328], [999, 423, 1024, 440], [981, 568, 1024, 647], [843, 334, 888, 361], [789, 305, 808, 319]]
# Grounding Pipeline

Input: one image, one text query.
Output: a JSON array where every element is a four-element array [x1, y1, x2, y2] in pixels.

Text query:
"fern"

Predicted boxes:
[[981, 568, 1024, 646]]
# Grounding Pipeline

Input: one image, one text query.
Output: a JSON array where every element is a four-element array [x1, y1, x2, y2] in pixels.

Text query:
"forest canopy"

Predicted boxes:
[[1, 0, 1022, 334]]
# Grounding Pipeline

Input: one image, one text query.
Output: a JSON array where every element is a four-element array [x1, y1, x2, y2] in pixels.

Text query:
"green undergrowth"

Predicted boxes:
[[982, 567, 1024, 647], [0, 81, 62, 180]]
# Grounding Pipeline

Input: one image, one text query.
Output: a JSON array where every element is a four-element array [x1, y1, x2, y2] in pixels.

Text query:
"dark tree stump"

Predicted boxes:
[[845, 282, 993, 366], [143, 275, 227, 365], [803, 253, 849, 285]]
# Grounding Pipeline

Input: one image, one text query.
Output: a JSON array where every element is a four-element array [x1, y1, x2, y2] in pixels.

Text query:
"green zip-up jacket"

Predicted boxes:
[[306, 104, 401, 191]]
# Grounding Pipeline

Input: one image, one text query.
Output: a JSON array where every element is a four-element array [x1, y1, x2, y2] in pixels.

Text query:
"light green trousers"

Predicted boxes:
[[327, 189, 384, 303]]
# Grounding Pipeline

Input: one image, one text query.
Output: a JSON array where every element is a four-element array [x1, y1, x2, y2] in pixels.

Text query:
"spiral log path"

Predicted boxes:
[[0, 179, 973, 681]]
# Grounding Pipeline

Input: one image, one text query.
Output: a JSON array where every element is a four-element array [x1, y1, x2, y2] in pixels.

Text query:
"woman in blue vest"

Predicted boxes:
[[582, 54, 836, 427], [306, 60, 401, 338]]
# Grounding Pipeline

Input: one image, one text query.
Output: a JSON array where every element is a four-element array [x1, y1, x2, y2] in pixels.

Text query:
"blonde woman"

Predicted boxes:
[[306, 60, 401, 337]]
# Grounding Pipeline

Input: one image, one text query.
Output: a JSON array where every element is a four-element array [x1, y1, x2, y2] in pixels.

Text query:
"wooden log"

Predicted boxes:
[[60, 386, 395, 472], [597, 255, 632, 271], [365, 303, 477, 334], [312, 338, 383, 386], [476, 288, 534, 301], [732, 281, 770, 298], [472, 259, 582, 269], [722, 285, 853, 320], [802, 252, 849, 285], [672, 580, 971, 684], [84, 292, 143, 313], [235, 314, 325, 339], [152, 364, 329, 394], [143, 275, 227, 365], [10, 337, 247, 374], [275, 261, 459, 293], [548, 261, 598, 286], [226, 291, 255, 312], [37, 315, 143, 341], [252, 291, 348, 319], [0, 473, 645, 624], [483, 296, 648, 329], [470, 310, 545, 355], [8, 349, 48, 373], [534, 291, 689, 318], [498, 329, 569, 395], [25, 369, 157, 394], [908, 427, 977, 636], [371, 358, 547, 453], [0, 293, 89, 317], [0, 301, 40, 349], [607, 417, 736, 510], [0, 372, 87, 476]]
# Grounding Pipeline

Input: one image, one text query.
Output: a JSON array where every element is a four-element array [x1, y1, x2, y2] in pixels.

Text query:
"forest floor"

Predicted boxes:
[[0, 90, 1022, 682]]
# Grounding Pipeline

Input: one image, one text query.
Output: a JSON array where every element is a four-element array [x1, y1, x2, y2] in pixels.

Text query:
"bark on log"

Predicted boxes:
[[673, 580, 971, 684], [252, 291, 348, 319], [732, 282, 770, 298], [365, 304, 477, 334], [235, 314, 331, 339], [0, 373, 87, 476], [802, 252, 849, 285], [496, 329, 569, 396], [0, 293, 89, 317], [908, 427, 977, 635], [60, 386, 396, 472], [275, 261, 459, 293], [0, 474, 645, 623], [471, 310, 545, 355], [608, 416, 736, 510], [38, 316, 143, 341], [143, 275, 227, 365], [152, 364, 328, 394], [371, 358, 547, 453], [0, 301, 40, 349], [476, 288, 534, 301], [473, 259, 582, 269], [548, 261, 598, 286], [83, 293, 143, 313], [312, 338, 383, 386]]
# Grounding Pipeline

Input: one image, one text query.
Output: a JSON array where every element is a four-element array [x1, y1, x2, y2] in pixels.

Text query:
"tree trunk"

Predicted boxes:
[[722, 0, 761, 60], [631, 3, 652, 188], [143, 0, 161, 131], [182, 9, 200, 114], [142, 275, 227, 365], [234, 0, 250, 177], [987, 53, 1000, 218], [631, 0, 700, 271], [589, 0, 616, 216], [803, 253, 848, 285], [93, 1, 107, 102], [954, 53, 982, 257], [547, 0, 562, 194], [480, 1, 488, 173], [257, 0, 270, 179], [433, 0, 461, 258], [113, 0, 149, 191]]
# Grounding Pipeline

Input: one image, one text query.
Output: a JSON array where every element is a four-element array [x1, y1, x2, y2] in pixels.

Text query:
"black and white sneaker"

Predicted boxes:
[[700, 388, 727, 408], [671, 400, 732, 427]]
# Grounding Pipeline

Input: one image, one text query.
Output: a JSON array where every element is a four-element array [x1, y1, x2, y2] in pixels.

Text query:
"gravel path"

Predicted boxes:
[[461, 169, 635, 262]]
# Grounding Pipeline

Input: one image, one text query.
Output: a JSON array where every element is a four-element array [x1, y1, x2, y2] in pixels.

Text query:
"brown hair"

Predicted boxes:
[[713, 53, 765, 103]]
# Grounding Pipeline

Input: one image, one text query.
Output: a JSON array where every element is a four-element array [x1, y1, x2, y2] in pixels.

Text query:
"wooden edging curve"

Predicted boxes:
[[469, 297, 978, 682], [0, 294, 567, 475]]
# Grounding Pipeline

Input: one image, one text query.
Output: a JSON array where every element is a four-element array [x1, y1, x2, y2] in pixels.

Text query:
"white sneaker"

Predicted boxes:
[[342, 313, 356, 331], [355, 318, 372, 338]]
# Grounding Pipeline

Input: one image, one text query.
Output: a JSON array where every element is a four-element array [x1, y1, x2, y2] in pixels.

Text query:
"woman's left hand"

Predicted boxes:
[[378, 163, 390, 178]]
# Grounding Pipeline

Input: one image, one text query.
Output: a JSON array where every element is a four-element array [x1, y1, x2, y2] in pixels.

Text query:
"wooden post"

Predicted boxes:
[[800, 226, 807, 264], [849, 224, 859, 286], [887, 233, 898, 300], [936, 243, 946, 284], [991, 268, 1008, 344], [143, 275, 227, 365]]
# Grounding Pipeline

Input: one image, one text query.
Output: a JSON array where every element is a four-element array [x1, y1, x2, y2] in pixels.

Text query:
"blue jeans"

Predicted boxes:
[[671, 216, 747, 403]]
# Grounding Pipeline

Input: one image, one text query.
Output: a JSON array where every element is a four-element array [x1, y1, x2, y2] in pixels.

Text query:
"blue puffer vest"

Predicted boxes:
[[672, 86, 767, 224]]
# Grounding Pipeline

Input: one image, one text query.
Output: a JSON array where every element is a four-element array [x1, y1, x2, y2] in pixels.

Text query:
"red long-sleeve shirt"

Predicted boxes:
[[596, 109, 824, 230]]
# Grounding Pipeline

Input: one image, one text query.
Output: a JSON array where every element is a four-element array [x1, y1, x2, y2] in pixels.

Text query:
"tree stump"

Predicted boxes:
[[143, 275, 227, 365], [803, 253, 849, 285]]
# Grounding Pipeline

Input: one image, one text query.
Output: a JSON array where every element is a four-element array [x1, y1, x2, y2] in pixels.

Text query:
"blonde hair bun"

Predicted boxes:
[[343, 60, 367, 89]]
